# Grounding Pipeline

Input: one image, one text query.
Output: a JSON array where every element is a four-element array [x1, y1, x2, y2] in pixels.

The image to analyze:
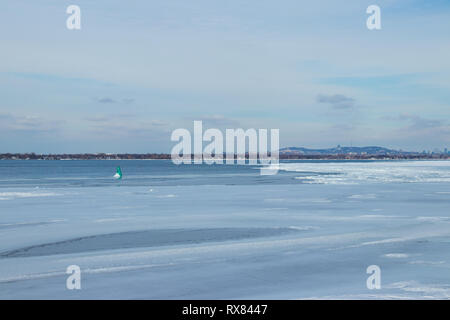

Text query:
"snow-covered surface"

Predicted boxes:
[[0, 160, 449, 299]]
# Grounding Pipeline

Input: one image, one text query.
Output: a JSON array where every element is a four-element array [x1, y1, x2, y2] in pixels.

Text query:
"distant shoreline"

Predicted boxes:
[[1, 153, 448, 161]]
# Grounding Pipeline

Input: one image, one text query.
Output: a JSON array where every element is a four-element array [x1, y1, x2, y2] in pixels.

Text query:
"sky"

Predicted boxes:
[[0, 0, 449, 153]]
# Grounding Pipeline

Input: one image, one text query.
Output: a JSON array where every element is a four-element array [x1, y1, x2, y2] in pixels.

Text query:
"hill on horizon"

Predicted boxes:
[[279, 146, 424, 155]]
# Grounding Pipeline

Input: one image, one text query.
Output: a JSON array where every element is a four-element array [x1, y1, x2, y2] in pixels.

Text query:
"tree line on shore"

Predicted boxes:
[[0, 153, 448, 160]]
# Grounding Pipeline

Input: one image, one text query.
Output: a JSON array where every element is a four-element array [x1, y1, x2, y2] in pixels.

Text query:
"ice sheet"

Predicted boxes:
[[0, 160, 449, 299]]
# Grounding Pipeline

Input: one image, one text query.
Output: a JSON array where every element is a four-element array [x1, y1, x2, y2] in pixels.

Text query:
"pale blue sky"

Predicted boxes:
[[0, 0, 449, 153]]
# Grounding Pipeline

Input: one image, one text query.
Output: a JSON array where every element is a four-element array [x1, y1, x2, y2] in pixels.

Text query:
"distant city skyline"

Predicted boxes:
[[0, 0, 449, 153]]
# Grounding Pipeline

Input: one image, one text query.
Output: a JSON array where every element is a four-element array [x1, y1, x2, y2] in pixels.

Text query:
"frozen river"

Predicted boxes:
[[0, 160, 449, 299]]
